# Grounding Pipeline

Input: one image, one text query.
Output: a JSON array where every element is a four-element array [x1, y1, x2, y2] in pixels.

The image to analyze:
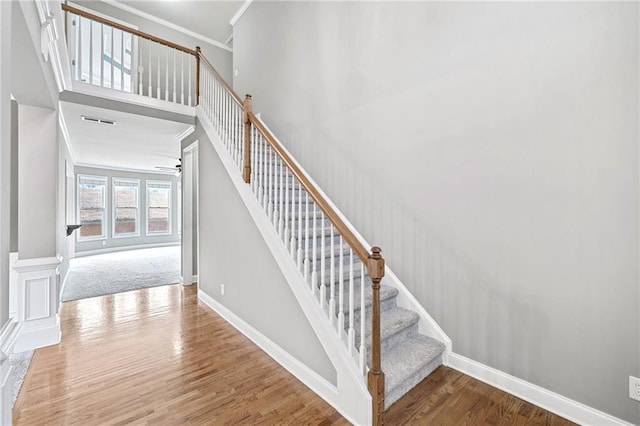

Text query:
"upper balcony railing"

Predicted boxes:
[[62, 4, 199, 107]]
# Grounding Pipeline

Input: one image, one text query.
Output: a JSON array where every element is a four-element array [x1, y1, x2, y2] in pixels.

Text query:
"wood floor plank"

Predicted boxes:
[[14, 284, 578, 425], [386, 366, 576, 426]]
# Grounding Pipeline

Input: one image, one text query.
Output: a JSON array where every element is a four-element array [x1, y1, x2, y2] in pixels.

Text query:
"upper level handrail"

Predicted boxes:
[[198, 54, 243, 106], [61, 4, 197, 56], [247, 113, 370, 264]]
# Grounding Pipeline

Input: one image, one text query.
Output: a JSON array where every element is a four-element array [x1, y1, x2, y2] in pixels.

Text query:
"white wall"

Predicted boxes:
[[191, 126, 337, 385], [233, 2, 640, 423]]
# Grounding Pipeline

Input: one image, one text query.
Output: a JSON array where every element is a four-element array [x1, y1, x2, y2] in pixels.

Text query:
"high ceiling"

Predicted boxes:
[[56, 1, 247, 173], [60, 101, 192, 173], [116, 0, 244, 45]]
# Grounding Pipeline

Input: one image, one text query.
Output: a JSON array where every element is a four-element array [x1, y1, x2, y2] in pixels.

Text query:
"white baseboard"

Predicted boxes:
[[75, 242, 180, 258], [197, 290, 363, 424], [0, 320, 22, 426], [14, 318, 61, 353], [9, 253, 18, 320], [448, 353, 633, 426]]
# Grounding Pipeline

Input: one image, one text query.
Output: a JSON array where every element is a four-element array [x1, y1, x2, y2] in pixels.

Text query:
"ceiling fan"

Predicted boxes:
[[156, 158, 181, 176]]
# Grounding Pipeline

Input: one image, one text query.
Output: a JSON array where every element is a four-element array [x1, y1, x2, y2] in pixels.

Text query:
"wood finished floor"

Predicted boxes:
[[14, 284, 574, 425]]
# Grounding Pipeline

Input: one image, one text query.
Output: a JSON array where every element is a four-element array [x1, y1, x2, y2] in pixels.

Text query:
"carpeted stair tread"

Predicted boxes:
[[356, 306, 418, 344], [383, 335, 445, 407]]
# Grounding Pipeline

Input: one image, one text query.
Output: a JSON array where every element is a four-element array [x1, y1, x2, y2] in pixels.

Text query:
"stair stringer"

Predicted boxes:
[[253, 115, 453, 360], [197, 108, 372, 426]]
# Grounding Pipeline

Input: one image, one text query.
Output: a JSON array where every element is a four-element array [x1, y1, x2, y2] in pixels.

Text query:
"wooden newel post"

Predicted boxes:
[[195, 46, 201, 105], [367, 246, 385, 425], [243, 94, 253, 183]]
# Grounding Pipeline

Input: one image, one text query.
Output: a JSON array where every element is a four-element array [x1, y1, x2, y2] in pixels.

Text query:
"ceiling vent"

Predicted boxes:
[[81, 115, 116, 125]]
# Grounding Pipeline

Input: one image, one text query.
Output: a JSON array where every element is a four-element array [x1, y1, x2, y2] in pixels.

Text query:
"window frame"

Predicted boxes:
[[76, 174, 108, 241], [112, 177, 140, 239], [146, 180, 172, 236]]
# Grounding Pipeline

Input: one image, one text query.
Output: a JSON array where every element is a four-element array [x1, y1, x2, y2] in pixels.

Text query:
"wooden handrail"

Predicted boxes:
[[248, 112, 370, 264], [61, 4, 197, 56], [198, 54, 244, 106], [250, 110, 386, 424]]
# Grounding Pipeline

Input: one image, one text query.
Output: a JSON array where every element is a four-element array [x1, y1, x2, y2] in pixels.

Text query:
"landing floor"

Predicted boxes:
[[14, 284, 573, 425]]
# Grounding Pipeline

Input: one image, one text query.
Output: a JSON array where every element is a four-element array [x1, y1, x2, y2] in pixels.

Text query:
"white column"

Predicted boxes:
[[181, 143, 197, 285], [12, 257, 61, 352], [13, 105, 61, 352]]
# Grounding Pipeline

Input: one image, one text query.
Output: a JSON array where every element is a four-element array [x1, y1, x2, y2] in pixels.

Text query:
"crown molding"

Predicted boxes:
[[58, 107, 78, 165], [75, 163, 178, 176], [98, 0, 233, 53], [229, 0, 254, 26], [175, 125, 195, 141]]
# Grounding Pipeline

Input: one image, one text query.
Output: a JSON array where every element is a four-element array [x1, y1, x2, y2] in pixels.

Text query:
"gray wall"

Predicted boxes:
[[73, 1, 232, 83], [17, 105, 58, 259], [233, 2, 640, 423], [192, 125, 336, 385], [75, 166, 180, 254]]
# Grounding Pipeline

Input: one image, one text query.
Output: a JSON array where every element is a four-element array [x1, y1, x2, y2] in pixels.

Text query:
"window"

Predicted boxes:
[[147, 181, 172, 235], [67, 5, 136, 92], [113, 178, 139, 237], [77, 175, 107, 240]]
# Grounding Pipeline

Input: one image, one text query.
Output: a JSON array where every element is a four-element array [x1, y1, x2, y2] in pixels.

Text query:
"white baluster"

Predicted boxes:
[[338, 235, 345, 339], [272, 156, 279, 227], [252, 125, 257, 194], [173, 49, 176, 102], [296, 184, 303, 269], [348, 248, 355, 356], [359, 261, 366, 375], [322, 220, 336, 326], [89, 21, 93, 84], [100, 24, 104, 87], [290, 180, 297, 256], [138, 37, 143, 95], [257, 130, 263, 203], [266, 147, 272, 214], [188, 53, 192, 106], [320, 212, 327, 310], [311, 203, 318, 297], [180, 52, 184, 105], [278, 161, 284, 235], [165, 49, 169, 100], [148, 39, 152, 98], [303, 192, 310, 284], [120, 30, 124, 91], [110, 27, 114, 89], [283, 167, 289, 244], [77, 16, 82, 82], [156, 54, 161, 99]]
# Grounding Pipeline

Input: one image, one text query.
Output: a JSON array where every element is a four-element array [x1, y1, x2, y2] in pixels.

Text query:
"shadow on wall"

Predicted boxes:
[[282, 119, 550, 380]]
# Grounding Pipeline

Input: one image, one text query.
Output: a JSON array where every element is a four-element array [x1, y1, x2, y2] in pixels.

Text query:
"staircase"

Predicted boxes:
[[272, 153, 446, 409], [58, 5, 450, 422]]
